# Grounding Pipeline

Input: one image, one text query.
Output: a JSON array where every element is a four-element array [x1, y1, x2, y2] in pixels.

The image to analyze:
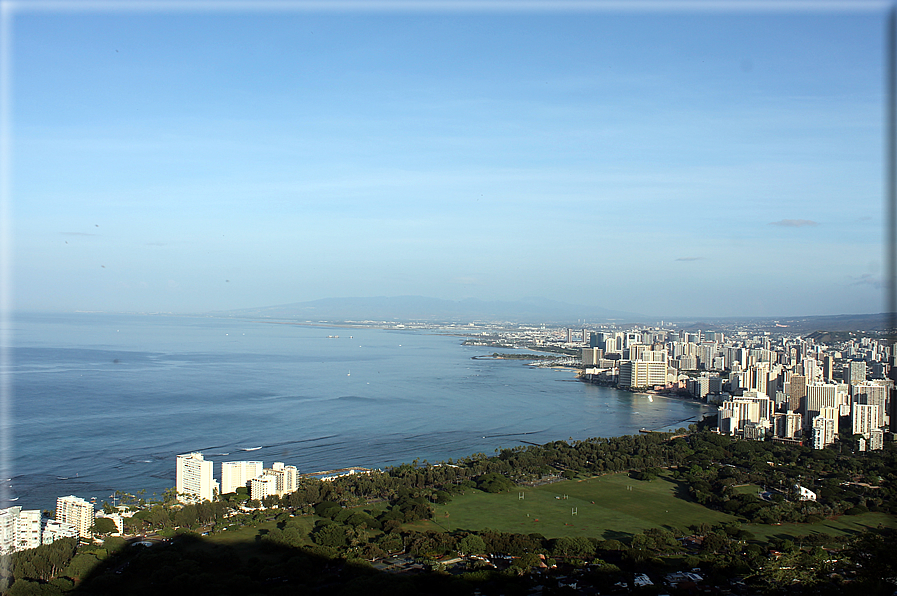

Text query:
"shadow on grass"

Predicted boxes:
[[59, 534, 519, 596], [600, 529, 632, 541], [667, 476, 697, 503]]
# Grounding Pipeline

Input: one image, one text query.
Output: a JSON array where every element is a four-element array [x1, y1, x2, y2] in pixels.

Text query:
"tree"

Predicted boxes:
[[459, 534, 486, 555], [89, 517, 117, 536], [175, 504, 198, 528], [551, 536, 594, 559], [311, 523, 349, 549]]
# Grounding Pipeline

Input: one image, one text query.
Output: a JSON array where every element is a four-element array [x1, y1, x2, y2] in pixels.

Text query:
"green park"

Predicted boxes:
[[410, 471, 896, 543]]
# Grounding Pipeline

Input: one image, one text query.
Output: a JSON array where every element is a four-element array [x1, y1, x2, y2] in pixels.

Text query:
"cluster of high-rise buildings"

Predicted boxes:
[[175, 452, 299, 503], [1, 495, 123, 555], [579, 327, 894, 450]]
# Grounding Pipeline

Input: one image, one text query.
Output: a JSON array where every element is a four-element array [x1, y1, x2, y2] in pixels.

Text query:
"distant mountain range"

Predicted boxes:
[[215, 297, 892, 333], [219, 296, 648, 324]]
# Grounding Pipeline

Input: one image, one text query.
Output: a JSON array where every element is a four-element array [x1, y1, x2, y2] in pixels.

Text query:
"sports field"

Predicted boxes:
[[743, 512, 896, 542], [422, 473, 736, 540], [416, 473, 896, 542]]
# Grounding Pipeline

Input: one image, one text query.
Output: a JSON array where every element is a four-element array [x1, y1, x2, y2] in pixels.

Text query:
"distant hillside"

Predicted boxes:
[[771, 313, 891, 334], [218, 296, 647, 324], [806, 330, 860, 344], [652, 313, 891, 335]]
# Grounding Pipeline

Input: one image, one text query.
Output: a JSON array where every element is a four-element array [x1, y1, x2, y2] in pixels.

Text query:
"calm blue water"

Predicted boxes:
[[5, 312, 715, 510]]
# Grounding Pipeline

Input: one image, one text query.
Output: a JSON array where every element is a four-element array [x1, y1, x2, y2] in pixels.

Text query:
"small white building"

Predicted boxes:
[[42, 520, 78, 545], [794, 484, 817, 502]]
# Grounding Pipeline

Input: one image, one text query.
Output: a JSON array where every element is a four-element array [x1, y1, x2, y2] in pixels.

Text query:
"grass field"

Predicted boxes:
[[419, 473, 737, 540], [412, 473, 896, 543], [194, 479, 895, 552], [743, 512, 897, 542]]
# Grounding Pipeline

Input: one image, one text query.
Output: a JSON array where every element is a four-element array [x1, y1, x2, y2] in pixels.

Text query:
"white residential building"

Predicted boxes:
[[176, 452, 219, 503], [16, 509, 42, 551], [618, 359, 667, 389], [718, 397, 763, 435], [852, 382, 890, 429], [55, 496, 94, 539], [1, 507, 46, 553], [268, 462, 299, 495], [811, 407, 838, 450], [773, 411, 803, 439], [249, 475, 278, 502], [870, 427, 884, 451], [221, 460, 264, 495], [581, 347, 602, 366], [0, 507, 18, 555], [851, 403, 880, 439], [806, 382, 837, 409], [42, 520, 77, 545], [249, 462, 299, 501]]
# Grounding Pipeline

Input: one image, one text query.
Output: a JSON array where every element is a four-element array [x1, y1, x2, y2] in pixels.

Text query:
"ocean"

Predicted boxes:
[[5, 312, 715, 511]]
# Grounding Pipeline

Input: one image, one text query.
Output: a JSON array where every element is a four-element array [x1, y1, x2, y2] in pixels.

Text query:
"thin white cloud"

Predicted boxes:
[[675, 257, 702, 261]]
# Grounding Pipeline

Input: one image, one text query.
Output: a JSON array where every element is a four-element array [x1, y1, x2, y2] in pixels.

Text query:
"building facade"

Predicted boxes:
[[42, 520, 77, 545], [618, 360, 667, 389], [55, 495, 94, 539], [221, 460, 263, 495], [176, 452, 219, 503]]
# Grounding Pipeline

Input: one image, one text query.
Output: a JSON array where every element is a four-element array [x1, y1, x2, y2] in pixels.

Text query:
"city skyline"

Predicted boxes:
[[5, 1, 890, 318]]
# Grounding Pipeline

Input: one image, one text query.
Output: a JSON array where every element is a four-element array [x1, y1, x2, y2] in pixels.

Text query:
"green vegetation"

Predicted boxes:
[[742, 511, 896, 543], [3, 430, 896, 594], [426, 473, 736, 538]]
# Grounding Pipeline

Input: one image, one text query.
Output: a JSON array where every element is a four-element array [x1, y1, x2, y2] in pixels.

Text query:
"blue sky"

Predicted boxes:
[[7, 3, 889, 317]]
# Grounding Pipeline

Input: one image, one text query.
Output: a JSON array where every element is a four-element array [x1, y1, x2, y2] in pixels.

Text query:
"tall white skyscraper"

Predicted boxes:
[[176, 453, 219, 503], [811, 407, 838, 450], [851, 403, 880, 438], [55, 496, 94, 539], [846, 360, 867, 386], [852, 382, 890, 428]]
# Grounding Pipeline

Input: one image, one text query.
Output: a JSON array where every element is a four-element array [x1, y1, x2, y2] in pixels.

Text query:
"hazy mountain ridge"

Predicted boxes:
[[219, 296, 647, 324], [216, 298, 891, 333]]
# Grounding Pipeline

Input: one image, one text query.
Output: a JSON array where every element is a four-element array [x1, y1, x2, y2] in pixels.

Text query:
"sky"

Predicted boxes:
[[5, 1, 891, 318]]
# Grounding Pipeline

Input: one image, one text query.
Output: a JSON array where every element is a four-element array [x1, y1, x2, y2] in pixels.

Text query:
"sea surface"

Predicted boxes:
[[4, 312, 716, 511]]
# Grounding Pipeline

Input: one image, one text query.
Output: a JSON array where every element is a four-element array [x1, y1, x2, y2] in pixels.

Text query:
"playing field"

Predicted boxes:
[[421, 473, 736, 540], [743, 512, 897, 542]]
